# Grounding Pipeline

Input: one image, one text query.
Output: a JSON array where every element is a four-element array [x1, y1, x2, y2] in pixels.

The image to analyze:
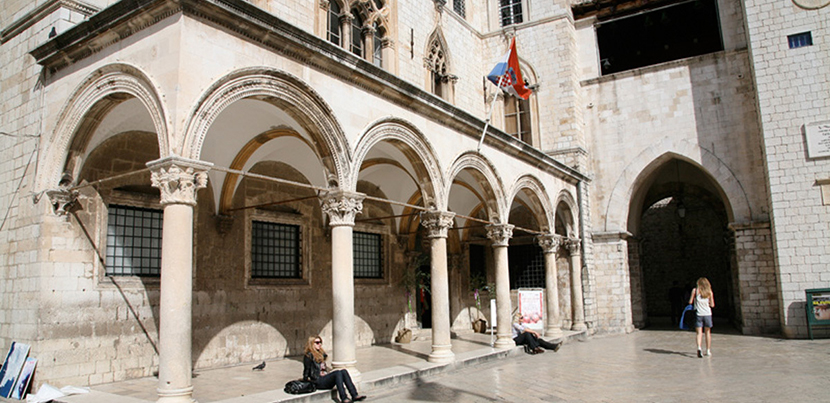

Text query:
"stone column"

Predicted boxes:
[[487, 223, 514, 349], [420, 210, 456, 363], [363, 25, 375, 63], [340, 13, 353, 52], [567, 238, 587, 331], [320, 190, 365, 378], [148, 156, 211, 403], [537, 234, 562, 337]]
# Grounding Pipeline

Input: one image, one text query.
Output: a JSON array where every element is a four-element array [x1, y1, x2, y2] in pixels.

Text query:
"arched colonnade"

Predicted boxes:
[[41, 64, 585, 403]]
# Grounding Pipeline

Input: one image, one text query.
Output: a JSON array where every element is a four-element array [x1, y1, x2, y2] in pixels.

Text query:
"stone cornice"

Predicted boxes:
[[29, 0, 588, 184], [1, 0, 99, 44]]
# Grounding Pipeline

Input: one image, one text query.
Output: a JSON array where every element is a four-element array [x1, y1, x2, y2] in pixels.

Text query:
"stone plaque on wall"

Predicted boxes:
[[805, 120, 830, 158]]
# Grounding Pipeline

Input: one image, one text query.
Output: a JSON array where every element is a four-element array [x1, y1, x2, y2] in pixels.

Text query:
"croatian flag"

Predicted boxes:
[[486, 38, 531, 100]]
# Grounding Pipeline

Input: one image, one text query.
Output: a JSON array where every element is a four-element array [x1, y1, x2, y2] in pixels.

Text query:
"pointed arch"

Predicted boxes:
[[604, 138, 750, 234]]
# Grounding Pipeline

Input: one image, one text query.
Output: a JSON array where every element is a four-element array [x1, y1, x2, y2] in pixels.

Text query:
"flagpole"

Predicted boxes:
[[477, 86, 501, 152]]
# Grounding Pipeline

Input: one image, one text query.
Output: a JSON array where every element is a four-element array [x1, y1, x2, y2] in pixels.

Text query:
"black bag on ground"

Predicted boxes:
[[284, 379, 316, 394]]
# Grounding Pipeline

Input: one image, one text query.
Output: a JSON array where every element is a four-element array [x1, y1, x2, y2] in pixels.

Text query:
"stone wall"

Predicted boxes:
[[743, 0, 830, 338]]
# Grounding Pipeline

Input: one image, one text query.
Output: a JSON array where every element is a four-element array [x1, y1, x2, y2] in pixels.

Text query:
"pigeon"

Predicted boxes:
[[252, 361, 266, 371]]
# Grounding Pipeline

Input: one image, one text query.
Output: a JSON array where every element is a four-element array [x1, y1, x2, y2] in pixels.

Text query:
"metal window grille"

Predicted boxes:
[[499, 0, 522, 27], [353, 231, 382, 278], [327, 1, 341, 46], [454, 0, 466, 18], [788, 32, 812, 49], [516, 250, 545, 288], [106, 205, 163, 276], [251, 221, 301, 278]]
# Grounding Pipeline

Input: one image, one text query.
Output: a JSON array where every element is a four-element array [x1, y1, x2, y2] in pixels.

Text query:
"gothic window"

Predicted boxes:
[[426, 39, 448, 98], [499, 0, 523, 27], [372, 23, 384, 68], [327, 0, 341, 46], [251, 221, 301, 278], [454, 0, 466, 18], [106, 205, 163, 277], [351, 10, 364, 57], [505, 95, 531, 144], [353, 231, 383, 279]]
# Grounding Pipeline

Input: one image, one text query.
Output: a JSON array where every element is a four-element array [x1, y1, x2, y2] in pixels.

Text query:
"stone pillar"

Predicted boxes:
[[340, 13, 353, 52], [421, 210, 456, 363], [363, 25, 375, 64], [567, 238, 586, 331], [537, 234, 562, 337], [148, 156, 211, 403], [487, 223, 514, 349], [320, 190, 365, 378]]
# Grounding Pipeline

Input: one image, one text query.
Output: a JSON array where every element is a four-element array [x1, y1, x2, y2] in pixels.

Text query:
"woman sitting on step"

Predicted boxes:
[[512, 313, 562, 354], [302, 335, 367, 403]]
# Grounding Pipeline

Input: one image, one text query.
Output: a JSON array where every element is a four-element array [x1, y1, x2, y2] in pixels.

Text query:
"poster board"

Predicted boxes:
[[806, 288, 830, 340], [0, 342, 30, 398], [518, 288, 545, 334], [11, 357, 36, 400]]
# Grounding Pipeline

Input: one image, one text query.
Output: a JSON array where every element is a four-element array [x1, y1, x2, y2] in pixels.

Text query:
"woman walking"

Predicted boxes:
[[688, 277, 715, 358]]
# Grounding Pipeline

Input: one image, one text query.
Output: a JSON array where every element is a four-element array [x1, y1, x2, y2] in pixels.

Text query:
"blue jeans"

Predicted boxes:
[[315, 369, 358, 401]]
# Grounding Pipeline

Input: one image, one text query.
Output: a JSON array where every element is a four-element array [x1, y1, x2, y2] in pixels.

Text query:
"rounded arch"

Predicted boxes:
[[43, 63, 168, 190], [182, 67, 350, 188], [554, 189, 579, 238], [604, 139, 751, 234], [506, 174, 553, 233], [445, 151, 506, 222], [351, 117, 444, 206]]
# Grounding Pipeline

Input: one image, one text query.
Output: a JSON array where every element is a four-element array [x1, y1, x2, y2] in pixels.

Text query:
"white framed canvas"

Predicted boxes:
[[0, 342, 30, 398], [11, 357, 37, 400]]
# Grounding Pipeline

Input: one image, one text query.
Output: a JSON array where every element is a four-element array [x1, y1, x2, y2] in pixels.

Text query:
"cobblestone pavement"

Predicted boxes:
[[366, 327, 830, 403]]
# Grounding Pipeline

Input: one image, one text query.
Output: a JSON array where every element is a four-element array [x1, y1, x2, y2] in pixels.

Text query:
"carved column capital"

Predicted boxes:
[[147, 156, 212, 206], [320, 190, 365, 227], [565, 238, 581, 254], [536, 234, 562, 254], [420, 210, 455, 239], [486, 223, 514, 247]]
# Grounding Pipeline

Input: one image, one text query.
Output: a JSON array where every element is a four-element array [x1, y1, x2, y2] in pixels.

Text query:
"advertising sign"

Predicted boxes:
[[518, 288, 545, 333]]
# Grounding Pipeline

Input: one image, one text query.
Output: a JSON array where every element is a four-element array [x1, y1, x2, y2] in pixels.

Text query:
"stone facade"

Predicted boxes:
[[0, 0, 827, 394]]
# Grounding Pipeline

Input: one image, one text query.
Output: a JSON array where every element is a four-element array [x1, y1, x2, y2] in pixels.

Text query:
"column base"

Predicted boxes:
[[545, 326, 564, 338], [572, 322, 587, 331], [427, 344, 455, 363], [494, 336, 514, 350], [157, 386, 195, 403]]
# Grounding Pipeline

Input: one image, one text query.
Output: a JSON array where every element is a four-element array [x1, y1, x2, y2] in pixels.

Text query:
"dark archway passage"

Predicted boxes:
[[630, 159, 737, 328]]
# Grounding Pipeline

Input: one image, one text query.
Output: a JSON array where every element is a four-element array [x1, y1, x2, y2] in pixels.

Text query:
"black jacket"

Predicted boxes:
[[302, 352, 327, 382]]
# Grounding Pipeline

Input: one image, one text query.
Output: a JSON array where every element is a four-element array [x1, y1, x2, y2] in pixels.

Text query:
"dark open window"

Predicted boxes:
[[327, 0, 341, 46], [596, 0, 723, 75], [106, 205, 163, 277]]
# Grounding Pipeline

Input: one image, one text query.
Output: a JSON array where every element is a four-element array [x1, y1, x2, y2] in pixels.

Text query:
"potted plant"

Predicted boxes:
[[397, 254, 429, 343], [470, 274, 494, 333]]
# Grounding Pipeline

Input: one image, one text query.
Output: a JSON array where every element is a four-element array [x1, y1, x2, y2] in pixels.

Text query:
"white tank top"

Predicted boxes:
[[694, 292, 712, 317]]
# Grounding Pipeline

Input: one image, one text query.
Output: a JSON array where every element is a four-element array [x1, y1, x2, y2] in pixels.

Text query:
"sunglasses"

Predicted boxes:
[[314, 340, 322, 344]]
